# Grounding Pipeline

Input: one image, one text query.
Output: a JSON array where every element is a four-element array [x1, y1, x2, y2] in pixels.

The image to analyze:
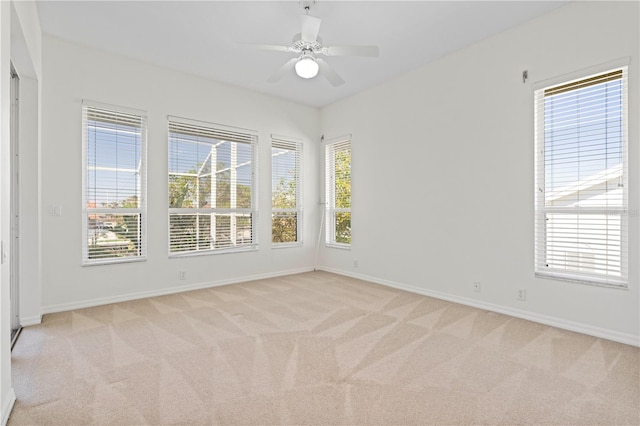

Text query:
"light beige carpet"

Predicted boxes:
[[9, 271, 640, 425]]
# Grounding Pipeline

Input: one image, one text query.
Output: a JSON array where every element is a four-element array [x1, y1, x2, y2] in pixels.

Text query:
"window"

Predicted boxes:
[[82, 102, 146, 264], [168, 117, 257, 255], [272, 136, 302, 245], [325, 138, 351, 246], [534, 66, 628, 287]]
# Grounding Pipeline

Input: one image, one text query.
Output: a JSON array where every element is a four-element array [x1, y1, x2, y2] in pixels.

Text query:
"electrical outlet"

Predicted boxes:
[[179, 271, 187, 280], [473, 282, 481, 293], [517, 289, 526, 301], [353, 260, 359, 268]]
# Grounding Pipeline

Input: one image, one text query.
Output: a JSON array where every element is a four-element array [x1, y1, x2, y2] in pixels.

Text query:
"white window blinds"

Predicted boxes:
[[326, 138, 351, 246], [272, 136, 302, 245], [82, 102, 147, 264], [534, 67, 628, 287], [168, 117, 257, 255]]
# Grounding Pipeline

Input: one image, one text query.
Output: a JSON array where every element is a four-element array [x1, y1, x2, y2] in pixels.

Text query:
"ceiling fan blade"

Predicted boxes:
[[317, 58, 345, 87], [267, 58, 298, 83], [324, 45, 380, 57], [241, 43, 292, 53], [301, 15, 321, 43]]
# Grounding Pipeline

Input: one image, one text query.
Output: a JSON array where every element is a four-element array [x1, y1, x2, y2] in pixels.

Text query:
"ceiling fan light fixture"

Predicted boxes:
[[295, 55, 319, 79]]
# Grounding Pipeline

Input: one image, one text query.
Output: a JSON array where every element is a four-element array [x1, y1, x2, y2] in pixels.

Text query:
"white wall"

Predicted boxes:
[[10, 1, 41, 79], [2, 1, 42, 423], [319, 1, 640, 345], [17, 75, 41, 326], [40, 36, 321, 312], [0, 3, 14, 423], [11, 0, 42, 328]]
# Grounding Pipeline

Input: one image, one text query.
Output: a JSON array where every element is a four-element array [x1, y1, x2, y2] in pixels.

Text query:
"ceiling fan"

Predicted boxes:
[[250, 4, 380, 86]]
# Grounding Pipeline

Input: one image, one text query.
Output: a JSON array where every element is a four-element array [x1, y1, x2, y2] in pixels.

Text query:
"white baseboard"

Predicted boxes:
[[319, 266, 640, 347], [1, 388, 16, 426], [20, 314, 42, 327], [42, 267, 315, 315]]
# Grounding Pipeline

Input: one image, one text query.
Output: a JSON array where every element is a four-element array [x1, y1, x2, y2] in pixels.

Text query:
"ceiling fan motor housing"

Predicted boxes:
[[293, 39, 322, 53]]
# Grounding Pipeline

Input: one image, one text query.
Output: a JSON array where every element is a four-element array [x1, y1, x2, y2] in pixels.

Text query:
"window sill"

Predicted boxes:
[[82, 256, 147, 267], [272, 242, 303, 249], [326, 243, 350, 250], [534, 271, 628, 289], [169, 245, 258, 258]]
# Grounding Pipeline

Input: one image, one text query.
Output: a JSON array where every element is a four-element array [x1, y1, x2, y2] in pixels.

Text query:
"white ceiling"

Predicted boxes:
[[36, 1, 567, 108]]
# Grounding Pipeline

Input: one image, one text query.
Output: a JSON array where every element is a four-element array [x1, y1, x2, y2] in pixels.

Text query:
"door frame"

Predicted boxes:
[[10, 63, 21, 346]]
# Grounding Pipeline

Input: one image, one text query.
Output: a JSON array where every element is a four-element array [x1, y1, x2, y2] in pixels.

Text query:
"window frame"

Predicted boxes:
[[81, 101, 147, 265], [271, 135, 303, 247], [167, 116, 258, 257], [325, 136, 352, 248], [534, 62, 629, 288]]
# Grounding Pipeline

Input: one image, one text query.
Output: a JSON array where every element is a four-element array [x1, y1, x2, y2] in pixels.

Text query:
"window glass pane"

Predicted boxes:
[[215, 165, 231, 208], [545, 213, 622, 277], [326, 140, 351, 246], [544, 79, 623, 204], [87, 170, 139, 208], [335, 149, 351, 209], [236, 214, 253, 245], [272, 148, 297, 210], [236, 163, 252, 209], [213, 213, 253, 249], [215, 214, 232, 248], [169, 175, 197, 208], [197, 214, 212, 250], [335, 212, 351, 244], [170, 214, 198, 252], [272, 140, 301, 244], [86, 123, 141, 208], [87, 213, 141, 260], [272, 212, 298, 243]]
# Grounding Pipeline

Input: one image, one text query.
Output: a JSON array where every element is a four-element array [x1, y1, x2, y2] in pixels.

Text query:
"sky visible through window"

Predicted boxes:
[[89, 119, 297, 209], [544, 78, 623, 197], [169, 134, 252, 181], [272, 147, 296, 189], [86, 119, 141, 207]]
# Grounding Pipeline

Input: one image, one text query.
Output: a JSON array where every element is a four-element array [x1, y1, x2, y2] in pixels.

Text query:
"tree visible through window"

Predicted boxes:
[[272, 137, 302, 244], [168, 118, 257, 255], [534, 66, 628, 286], [326, 139, 351, 246]]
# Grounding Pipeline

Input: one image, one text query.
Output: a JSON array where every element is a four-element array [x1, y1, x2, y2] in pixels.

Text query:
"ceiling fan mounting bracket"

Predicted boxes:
[[299, 1, 316, 13]]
